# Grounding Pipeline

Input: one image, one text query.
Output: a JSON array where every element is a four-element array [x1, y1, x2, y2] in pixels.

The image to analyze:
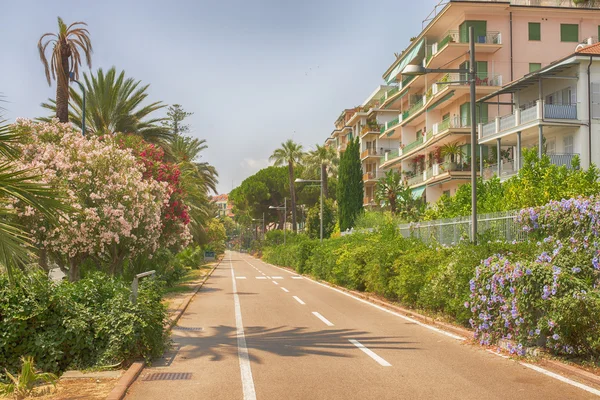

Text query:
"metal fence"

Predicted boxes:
[[398, 210, 528, 245]]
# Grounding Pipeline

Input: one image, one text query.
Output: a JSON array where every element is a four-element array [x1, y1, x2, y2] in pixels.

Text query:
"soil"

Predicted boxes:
[[24, 378, 118, 400]]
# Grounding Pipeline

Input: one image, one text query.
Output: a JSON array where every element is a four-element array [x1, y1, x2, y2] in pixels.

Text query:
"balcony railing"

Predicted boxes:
[[480, 101, 578, 138], [380, 116, 403, 134], [402, 137, 425, 155], [405, 97, 426, 120], [406, 174, 425, 186], [433, 116, 471, 134], [360, 148, 379, 159], [434, 73, 503, 94], [363, 171, 383, 181], [483, 153, 579, 180], [380, 149, 400, 163], [363, 196, 375, 206], [442, 30, 502, 45]]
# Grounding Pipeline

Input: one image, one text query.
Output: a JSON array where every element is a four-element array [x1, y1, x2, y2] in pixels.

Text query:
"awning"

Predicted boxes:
[[385, 39, 424, 84], [411, 185, 426, 200], [427, 91, 455, 112]]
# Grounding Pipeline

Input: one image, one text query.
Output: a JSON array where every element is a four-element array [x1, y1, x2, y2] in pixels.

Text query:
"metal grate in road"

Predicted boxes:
[[144, 372, 192, 381], [173, 326, 203, 332]]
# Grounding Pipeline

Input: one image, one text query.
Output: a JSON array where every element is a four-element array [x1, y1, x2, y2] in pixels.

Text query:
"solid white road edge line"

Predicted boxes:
[[281, 287, 290, 293], [312, 311, 334, 327], [293, 296, 306, 305], [261, 256, 600, 398], [230, 253, 257, 400], [291, 276, 303, 280], [349, 339, 391, 367], [520, 363, 600, 397]]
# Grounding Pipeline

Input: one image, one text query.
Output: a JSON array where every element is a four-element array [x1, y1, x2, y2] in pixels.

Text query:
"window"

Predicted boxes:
[[529, 22, 541, 41], [560, 24, 579, 42], [563, 136, 574, 154], [547, 140, 556, 155], [459, 20, 487, 43], [529, 63, 541, 73], [443, 190, 451, 197]]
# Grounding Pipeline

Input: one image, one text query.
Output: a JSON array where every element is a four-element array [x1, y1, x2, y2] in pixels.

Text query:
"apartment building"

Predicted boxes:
[[369, 0, 600, 204], [211, 194, 234, 218], [477, 42, 600, 180]]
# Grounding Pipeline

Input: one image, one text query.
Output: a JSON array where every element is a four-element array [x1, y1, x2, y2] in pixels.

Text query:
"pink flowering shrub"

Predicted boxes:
[[9, 119, 186, 278], [469, 197, 600, 357]]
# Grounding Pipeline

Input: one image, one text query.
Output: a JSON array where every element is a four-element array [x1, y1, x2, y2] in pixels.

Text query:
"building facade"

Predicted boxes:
[[211, 194, 234, 218], [325, 0, 600, 207]]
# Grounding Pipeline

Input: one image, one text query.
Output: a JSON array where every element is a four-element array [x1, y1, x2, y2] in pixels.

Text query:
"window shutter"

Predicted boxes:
[[592, 83, 600, 119], [529, 23, 541, 41], [560, 24, 579, 42], [529, 63, 542, 73]]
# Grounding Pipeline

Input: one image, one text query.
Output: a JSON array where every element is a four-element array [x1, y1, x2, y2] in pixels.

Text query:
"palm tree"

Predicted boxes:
[[40, 67, 170, 144], [375, 170, 404, 214], [0, 122, 67, 283], [38, 17, 92, 123], [270, 140, 304, 233], [303, 144, 338, 198], [170, 135, 219, 243]]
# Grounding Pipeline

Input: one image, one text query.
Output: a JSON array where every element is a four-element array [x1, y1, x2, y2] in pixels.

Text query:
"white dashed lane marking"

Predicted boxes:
[[293, 296, 305, 305], [312, 312, 334, 327], [281, 288, 290, 293]]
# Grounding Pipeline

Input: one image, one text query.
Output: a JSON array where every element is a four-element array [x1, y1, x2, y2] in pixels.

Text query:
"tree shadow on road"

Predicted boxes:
[[167, 325, 419, 364]]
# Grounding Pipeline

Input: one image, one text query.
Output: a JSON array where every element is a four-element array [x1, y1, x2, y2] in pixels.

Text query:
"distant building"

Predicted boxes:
[[211, 194, 234, 218]]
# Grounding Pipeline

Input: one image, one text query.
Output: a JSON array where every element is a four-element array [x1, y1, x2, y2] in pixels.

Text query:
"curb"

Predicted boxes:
[[105, 361, 145, 400], [167, 259, 221, 330], [256, 257, 600, 387], [106, 257, 222, 400]]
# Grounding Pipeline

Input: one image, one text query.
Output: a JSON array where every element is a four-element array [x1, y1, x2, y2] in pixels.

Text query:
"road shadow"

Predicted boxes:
[[171, 325, 418, 364]]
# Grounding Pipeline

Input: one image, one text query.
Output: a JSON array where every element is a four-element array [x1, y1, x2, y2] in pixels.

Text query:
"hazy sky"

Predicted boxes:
[[1, 0, 434, 194]]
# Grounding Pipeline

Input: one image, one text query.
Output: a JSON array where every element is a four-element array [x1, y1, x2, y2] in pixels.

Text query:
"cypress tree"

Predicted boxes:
[[337, 138, 363, 231]]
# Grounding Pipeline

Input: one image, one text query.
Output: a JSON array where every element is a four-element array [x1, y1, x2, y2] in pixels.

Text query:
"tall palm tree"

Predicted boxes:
[[0, 122, 67, 283], [375, 170, 404, 214], [270, 140, 304, 233], [40, 67, 170, 144], [303, 144, 338, 198], [170, 135, 219, 243], [38, 17, 92, 123]]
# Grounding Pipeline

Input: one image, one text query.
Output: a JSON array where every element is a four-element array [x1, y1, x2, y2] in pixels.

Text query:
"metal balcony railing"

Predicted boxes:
[[544, 104, 577, 120]]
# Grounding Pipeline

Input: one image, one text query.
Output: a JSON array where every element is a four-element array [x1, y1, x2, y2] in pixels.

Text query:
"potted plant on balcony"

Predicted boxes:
[[440, 143, 464, 171]]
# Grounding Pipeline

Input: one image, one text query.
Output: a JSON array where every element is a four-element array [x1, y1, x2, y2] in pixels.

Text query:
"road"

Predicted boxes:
[[126, 251, 599, 399]]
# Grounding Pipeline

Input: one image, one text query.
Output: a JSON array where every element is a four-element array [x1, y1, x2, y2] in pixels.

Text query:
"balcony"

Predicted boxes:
[[363, 196, 376, 206], [380, 116, 403, 136], [483, 153, 579, 181], [360, 148, 381, 160], [480, 101, 579, 141], [338, 142, 348, 152], [427, 30, 502, 69], [380, 148, 400, 163], [433, 73, 503, 95], [361, 124, 382, 138], [363, 171, 384, 183], [401, 137, 424, 156]]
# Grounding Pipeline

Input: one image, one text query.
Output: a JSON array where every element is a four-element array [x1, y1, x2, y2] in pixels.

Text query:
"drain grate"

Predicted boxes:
[[144, 372, 192, 381], [173, 326, 203, 332]]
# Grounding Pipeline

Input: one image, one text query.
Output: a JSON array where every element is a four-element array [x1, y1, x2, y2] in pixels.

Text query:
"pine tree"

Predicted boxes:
[[337, 138, 363, 231]]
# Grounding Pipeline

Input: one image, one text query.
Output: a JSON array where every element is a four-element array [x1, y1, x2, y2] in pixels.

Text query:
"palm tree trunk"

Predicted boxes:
[[56, 53, 70, 123], [288, 161, 297, 233], [321, 163, 328, 198]]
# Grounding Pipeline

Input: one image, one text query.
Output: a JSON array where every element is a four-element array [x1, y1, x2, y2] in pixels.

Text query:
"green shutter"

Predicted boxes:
[[529, 63, 542, 73], [442, 113, 450, 121], [459, 21, 487, 43], [561, 24, 579, 42], [528, 22, 541, 41], [460, 102, 470, 126], [477, 103, 488, 124], [477, 61, 488, 79]]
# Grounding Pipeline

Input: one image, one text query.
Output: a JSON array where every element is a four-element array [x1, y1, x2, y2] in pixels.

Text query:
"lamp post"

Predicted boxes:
[[295, 166, 324, 243], [69, 72, 86, 136], [269, 198, 287, 245], [402, 26, 477, 243]]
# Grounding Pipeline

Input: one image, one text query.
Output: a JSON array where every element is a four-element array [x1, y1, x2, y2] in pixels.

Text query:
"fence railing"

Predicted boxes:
[[398, 210, 527, 245]]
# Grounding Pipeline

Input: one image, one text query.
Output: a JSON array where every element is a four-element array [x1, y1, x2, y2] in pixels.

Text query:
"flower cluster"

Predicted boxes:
[[9, 120, 175, 270], [469, 196, 600, 357]]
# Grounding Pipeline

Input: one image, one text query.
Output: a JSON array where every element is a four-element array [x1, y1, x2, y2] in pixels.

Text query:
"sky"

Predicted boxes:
[[1, 0, 436, 194]]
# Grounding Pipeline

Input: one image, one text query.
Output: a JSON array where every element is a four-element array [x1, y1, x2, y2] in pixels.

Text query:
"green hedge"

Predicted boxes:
[[0, 271, 169, 379], [263, 229, 535, 326]]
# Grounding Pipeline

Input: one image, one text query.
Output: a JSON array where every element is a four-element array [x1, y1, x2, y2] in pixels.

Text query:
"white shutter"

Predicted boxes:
[[592, 83, 600, 119]]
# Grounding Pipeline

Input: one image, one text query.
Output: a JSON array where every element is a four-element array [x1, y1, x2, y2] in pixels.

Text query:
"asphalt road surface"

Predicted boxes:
[[126, 251, 600, 399]]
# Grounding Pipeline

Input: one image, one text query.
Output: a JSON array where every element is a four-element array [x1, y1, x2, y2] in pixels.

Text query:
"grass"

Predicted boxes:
[[163, 265, 212, 296]]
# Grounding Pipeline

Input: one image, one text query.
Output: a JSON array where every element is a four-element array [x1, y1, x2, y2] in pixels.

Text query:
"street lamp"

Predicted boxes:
[[269, 198, 287, 245], [402, 26, 477, 243], [69, 72, 86, 136], [295, 166, 324, 243]]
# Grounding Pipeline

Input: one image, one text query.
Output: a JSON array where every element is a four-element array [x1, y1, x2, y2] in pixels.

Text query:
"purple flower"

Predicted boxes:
[[552, 334, 560, 340], [572, 267, 581, 273]]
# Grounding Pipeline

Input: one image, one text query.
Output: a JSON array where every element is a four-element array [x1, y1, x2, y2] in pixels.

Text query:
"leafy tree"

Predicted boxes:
[[162, 104, 193, 135], [40, 67, 170, 144], [303, 144, 338, 197], [337, 138, 363, 231], [305, 199, 336, 240], [230, 166, 289, 229], [270, 140, 304, 232], [38, 17, 92, 123]]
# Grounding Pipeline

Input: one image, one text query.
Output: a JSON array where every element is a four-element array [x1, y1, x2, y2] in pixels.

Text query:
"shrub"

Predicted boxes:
[[0, 271, 168, 380]]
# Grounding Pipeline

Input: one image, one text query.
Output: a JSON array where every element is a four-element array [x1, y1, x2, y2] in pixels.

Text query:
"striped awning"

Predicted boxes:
[[411, 185, 426, 200]]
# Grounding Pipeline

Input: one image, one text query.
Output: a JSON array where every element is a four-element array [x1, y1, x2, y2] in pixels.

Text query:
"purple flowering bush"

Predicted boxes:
[[469, 197, 600, 357]]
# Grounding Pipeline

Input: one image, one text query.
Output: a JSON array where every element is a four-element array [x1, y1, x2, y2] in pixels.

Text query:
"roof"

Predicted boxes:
[[577, 42, 600, 55], [211, 194, 228, 202]]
